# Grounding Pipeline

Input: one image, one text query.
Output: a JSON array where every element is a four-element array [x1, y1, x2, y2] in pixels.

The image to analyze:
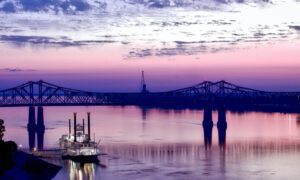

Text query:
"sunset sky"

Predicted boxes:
[[0, 0, 300, 92]]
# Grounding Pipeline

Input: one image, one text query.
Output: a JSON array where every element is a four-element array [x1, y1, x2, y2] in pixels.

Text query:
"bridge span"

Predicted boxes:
[[0, 80, 299, 109]]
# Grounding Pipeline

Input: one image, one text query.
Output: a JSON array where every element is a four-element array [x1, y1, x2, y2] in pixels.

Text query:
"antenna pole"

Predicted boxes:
[[141, 70, 147, 93]]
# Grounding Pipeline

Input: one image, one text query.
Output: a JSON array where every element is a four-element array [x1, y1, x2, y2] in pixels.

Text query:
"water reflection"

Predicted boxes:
[[2, 106, 300, 179], [94, 140, 300, 179], [217, 108, 227, 151], [141, 107, 148, 121], [297, 115, 300, 126], [101, 141, 300, 164], [65, 160, 96, 180]]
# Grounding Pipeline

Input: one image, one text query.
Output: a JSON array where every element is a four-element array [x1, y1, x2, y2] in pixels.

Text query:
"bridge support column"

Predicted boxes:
[[27, 106, 36, 151], [203, 105, 213, 150], [37, 106, 45, 150], [217, 107, 227, 150]]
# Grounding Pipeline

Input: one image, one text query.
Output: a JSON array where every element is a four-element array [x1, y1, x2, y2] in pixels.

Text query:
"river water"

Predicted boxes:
[[1, 106, 300, 179]]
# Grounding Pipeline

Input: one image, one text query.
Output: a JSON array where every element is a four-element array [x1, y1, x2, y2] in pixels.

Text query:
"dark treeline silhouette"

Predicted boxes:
[[0, 119, 61, 179], [0, 119, 18, 175]]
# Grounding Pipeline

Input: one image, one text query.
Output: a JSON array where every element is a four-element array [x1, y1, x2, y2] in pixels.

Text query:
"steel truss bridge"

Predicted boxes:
[[0, 80, 299, 110]]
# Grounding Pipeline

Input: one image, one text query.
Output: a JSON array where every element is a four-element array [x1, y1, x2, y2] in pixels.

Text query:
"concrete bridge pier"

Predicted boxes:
[[37, 106, 45, 150], [217, 107, 227, 150], [27, 106, 45, 151], [203, 105, 213, 150], [27, 106, 36, 151]]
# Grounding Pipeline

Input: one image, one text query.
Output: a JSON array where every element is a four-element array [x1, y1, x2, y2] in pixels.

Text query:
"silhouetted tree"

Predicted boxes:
[[0, 119, 17, 176], [0, 119, 5, 141]]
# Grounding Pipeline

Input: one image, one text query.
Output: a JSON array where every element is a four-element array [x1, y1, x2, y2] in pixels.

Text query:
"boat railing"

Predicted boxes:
[[67, 141, 98, 149]]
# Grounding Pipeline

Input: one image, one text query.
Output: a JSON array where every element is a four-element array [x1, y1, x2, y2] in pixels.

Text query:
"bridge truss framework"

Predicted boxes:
[[0, 80, 299, 108]]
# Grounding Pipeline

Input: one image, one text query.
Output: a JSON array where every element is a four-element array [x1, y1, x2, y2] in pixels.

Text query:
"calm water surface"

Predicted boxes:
[[1, 106, 300, 179]]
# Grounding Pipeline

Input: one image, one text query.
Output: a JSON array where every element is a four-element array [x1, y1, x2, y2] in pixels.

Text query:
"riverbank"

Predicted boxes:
[[1, 150, 61, 179]]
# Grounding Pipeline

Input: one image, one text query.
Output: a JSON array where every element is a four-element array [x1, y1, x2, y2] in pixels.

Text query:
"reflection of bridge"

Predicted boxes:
[[27, 106, 227, 151], [0, 80, 300, 109]]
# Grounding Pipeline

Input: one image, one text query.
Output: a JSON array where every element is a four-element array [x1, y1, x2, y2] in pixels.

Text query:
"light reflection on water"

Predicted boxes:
[[65, 161, 96, 180], [1, 106, 300, 179]]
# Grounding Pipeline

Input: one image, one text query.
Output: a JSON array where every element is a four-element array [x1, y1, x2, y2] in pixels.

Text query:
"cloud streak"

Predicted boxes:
[[0, 0, 92, 14], [0, 68, 37, 73], [0, 35, 117, 47], [0, 0, 272, 14]]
